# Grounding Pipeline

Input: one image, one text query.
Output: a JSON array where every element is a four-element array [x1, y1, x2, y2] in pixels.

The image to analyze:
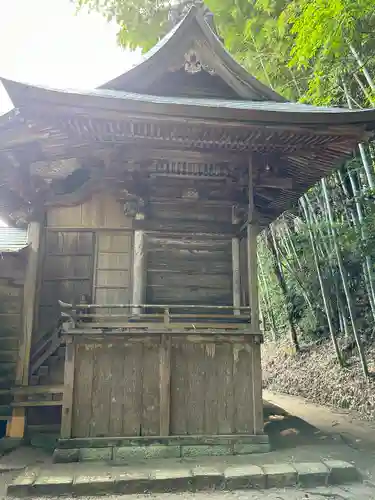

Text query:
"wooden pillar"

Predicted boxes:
[[7, 221, 41, 438], [132, 230, 146, 315], [247, 156, 263, 434], [232, 237, 241, 315], [247, 157, 259, 330], [60, 338, 76, 438]]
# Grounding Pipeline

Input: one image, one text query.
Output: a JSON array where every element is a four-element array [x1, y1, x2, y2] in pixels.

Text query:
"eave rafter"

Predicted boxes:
[[1, 74, 375, 226]]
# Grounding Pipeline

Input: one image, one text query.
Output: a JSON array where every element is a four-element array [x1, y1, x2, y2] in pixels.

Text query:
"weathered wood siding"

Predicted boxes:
[[170, 339, 257, 435], [38, 193, 133, 340], [0, 254, 26, 419], [147, 237, 233, 309], [47, 193, 133, 229], [38, 231, 94, 338], [71, 336, 260, 437], [72, 340, 160, 437], [0, 266, 24, 376]]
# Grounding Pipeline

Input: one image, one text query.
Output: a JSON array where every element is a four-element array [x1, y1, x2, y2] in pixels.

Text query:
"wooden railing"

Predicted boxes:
[[58, 301, 252, 335]]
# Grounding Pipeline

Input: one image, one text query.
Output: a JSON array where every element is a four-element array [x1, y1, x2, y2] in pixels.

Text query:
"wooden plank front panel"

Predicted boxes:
[[72, 340, 160, 437], [147, 238, 232, 309], [94, 232, 132, 312], [170, 340, 254, 435], [38, 231, 94, 340]]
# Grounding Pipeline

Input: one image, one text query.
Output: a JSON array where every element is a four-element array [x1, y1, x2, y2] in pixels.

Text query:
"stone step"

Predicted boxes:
[[54, 435, 270, 463], [7, 459, 362, 497]]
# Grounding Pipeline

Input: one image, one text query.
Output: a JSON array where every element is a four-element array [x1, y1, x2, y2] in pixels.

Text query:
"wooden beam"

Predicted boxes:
[[248, 155, 263, 435], [251, 343, 264, 434], [133, 219, 239, 236], [247, 156, 259, 330], [132, 230, 146, 315], [257, 175, 293, 190], [60, 339, 75, 439], [232, 237, 241, 315], [120, 146, 246, 165]]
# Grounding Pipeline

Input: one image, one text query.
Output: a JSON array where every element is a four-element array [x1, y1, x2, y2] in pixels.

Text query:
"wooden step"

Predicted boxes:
[[0, 338, 18, 350], [0, 351, 18, 363], [47, 355, 58, 366], [0, 363, 16, 377], [29, 376, 39, 385], [37, 366, 49, 377], [0, 405, 12, 420], [0, 376, 14, 389], [57, 346, 66, 358]]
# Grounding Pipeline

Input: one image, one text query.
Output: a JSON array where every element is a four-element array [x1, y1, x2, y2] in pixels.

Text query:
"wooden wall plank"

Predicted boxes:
[[203, 345, 219, 435], [186, 343, 205, 434], [90, 345, 112, 437], [47, 193, 132, 229], [169, 339, 255, 436], [141, 342, 160, 436], [108, 343, 125, 436], [251, 343, 263, 434], [170, 342, 187, 435], [233, 344, 254, 433], [216, 343, 234, 434], [72, 344, 94, 438], [147, 237, 232, 310], [122, 343, 142, 436], [159, 335, 171, 436]]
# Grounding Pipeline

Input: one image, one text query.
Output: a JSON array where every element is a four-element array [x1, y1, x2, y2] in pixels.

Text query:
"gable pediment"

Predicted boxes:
[[100, 6, 286, 102]]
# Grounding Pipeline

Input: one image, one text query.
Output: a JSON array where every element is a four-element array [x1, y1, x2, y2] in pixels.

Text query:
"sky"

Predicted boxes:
[[0, 0, 142, 113]]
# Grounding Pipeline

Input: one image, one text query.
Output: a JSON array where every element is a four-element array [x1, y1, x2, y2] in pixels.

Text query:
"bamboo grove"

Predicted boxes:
[[76, 0, 375, 375]]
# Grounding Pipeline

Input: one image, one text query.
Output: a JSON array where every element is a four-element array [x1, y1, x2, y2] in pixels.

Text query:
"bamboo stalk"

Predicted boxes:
[[267, 225, 299, 352], [321, 178, 369, 377], [342, 80, 375, 190], [300, 195, 344, 367], [349, 44, 375, 92]]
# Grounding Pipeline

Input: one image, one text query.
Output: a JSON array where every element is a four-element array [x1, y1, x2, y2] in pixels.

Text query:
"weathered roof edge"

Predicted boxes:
[[0, 227, 28, 254], [99, 5, 286, 103], [3, 78, 375, 131]]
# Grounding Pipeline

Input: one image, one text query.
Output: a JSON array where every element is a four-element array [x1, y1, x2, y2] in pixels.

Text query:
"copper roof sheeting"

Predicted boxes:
[[3, 79, 375, 129]]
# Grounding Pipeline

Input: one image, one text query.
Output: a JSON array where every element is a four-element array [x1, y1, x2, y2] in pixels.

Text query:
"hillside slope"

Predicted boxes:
[[262, 340, 375, 421]]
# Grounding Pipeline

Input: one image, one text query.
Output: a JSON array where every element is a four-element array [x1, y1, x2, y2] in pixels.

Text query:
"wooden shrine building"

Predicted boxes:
[[1, 5, 375, 458]]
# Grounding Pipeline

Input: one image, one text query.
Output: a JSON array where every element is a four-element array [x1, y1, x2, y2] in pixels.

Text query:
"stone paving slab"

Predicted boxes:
[[7, 459, 361, 497]]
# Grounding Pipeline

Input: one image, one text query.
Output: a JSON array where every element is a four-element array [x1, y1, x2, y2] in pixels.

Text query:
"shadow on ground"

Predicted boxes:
[[263, 399, 338, 450]]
